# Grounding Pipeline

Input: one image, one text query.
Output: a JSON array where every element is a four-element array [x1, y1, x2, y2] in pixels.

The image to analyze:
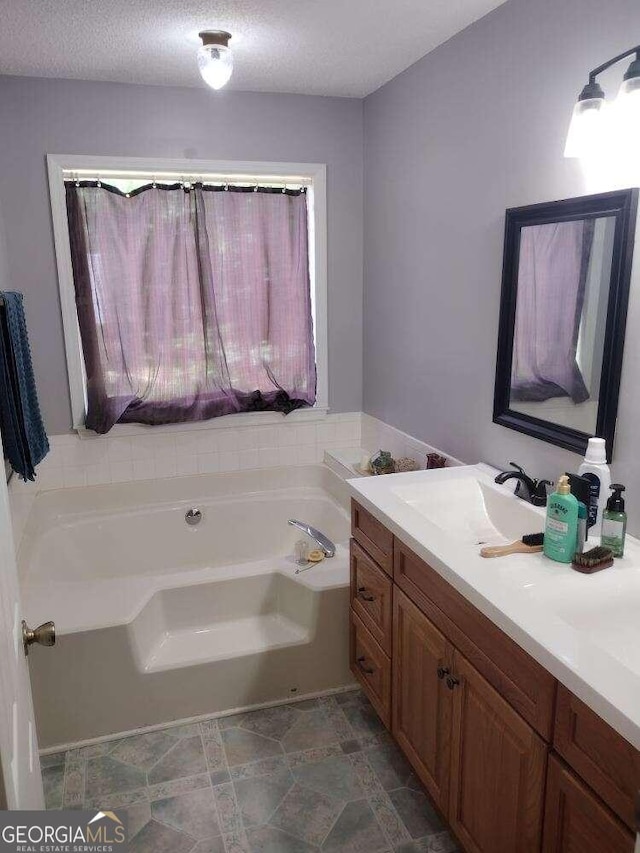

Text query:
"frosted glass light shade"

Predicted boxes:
[[197, 44, 233, 90], [613, 75, 640, 139], [564, 97, 606, 158]]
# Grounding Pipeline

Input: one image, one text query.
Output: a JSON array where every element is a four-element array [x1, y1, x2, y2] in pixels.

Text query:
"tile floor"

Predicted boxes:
[[42, 689, 458, 853]]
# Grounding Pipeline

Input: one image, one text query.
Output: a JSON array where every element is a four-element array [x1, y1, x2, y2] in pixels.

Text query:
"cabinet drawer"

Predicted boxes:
[[351, 500, 393, 575], [350, 540, 393, 653], [554, 685, 640, 831], [542, 755, 634, 853], [394, 537, 556, 739], [350, 609, 391, 727]]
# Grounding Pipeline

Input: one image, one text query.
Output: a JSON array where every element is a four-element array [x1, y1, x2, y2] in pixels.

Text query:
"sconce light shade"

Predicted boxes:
[[565, 47, 640, 160], [564, 94, 606, 158], [197, 31, 233, 90], [612, 58, 640, 142]]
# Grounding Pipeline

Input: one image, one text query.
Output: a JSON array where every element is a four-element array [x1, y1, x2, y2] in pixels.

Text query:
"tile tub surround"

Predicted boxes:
[[33, 412, 363, 492], [43, 689, 458, 853]]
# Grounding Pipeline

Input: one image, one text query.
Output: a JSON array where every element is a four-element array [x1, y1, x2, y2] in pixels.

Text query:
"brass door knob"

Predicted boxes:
[[22, 620, 55, 656]]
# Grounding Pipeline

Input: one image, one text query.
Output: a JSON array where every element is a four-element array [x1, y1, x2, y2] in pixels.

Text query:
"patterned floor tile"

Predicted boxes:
[[40, 752, 66, 769], [147, 772, 210, 801], [292, 754, 365, 802], [212, 781, 244, 834], [269, 782, 341, 846], [234, 767, 294, 827], [85, 756, 147, 801], [322, 800, 389, 852], [146, 735, 207, 785], [152, 786, 220, 839], [109, 731, 178, 772], [42, 765, 65, 809], [388, 789, 444, 839], [342, 703, 386, 738], [246, 825, 319, 852], [221, 705, 302, 741], [118, 801, 151, 840], [43, 691, 457, 852], [281, 710, 341, 753], [222, 727, 284, 767], [202, 723, 226, 772], [129, 817, 195, 853], [365, 743, 415, 791], [192, 838, 226, 853]]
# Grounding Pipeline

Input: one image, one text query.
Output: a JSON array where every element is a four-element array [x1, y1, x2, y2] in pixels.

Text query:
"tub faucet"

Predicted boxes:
[[494, 462, 551, 507], [287, 520, 336, 558]]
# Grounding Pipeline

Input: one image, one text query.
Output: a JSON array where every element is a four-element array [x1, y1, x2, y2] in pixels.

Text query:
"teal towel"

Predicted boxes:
[[0, 291, 49, 480]]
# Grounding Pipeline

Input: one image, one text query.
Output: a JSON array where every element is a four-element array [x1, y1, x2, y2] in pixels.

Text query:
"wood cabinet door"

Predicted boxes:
[[449, 650, 547, 853], [542, 755, 634, 853], [392, 588, 454, 813]]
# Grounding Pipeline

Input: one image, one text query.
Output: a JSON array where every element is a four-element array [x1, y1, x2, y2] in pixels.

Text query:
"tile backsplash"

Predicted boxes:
[[361, 414, 462, 468], [32, 412, 362, 492]]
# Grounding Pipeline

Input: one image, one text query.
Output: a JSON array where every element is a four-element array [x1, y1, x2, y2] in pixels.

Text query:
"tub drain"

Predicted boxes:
[[185, 508, 203, 526]]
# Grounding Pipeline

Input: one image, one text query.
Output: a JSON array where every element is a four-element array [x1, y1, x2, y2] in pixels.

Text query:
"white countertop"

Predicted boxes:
[[348, 463, 640, 752]]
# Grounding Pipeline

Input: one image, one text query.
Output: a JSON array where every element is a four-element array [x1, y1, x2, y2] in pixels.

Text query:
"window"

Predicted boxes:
[[48, 156, 328, 433]]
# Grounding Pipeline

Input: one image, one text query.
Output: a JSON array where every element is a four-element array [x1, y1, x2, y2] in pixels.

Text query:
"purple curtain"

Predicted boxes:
[[66, 183, 316, 433], [510, 219, 594, 404]]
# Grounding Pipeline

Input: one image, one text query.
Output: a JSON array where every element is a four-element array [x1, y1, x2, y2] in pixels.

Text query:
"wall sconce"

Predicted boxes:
[[565, 45, 640, 158]]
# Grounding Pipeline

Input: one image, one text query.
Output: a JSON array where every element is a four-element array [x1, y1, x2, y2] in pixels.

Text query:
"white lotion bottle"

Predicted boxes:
[[577, 437, 611, 538]]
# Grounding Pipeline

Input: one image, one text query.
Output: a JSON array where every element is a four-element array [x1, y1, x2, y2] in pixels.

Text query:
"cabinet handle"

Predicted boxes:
[[437, 666, 450, 680], [446, 675, 460, 690], [357, 587, 376, 602], [357, 655, 375, 675]]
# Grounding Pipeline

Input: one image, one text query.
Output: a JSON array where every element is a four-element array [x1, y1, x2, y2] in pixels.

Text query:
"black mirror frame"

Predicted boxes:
[[493, 188, 638, 463]]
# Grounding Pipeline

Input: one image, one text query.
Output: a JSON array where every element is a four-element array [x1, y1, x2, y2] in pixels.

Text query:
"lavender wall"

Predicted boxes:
[[363, 0, 640, 528], [0, 76, 363, 434]]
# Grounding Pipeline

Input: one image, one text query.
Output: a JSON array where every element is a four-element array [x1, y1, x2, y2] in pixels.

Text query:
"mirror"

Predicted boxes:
[[493, 189, 638, 461]]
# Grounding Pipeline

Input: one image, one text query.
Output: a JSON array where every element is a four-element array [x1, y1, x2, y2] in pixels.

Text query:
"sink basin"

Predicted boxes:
[[526, 571, 640, 676], [391, 476, 544, 545]]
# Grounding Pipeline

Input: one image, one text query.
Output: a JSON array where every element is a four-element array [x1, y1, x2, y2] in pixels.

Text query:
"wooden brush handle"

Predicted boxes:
[[480, 541, 543, 558]]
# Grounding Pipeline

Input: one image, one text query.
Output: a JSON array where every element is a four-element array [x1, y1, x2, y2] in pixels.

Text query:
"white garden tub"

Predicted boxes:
[[18, 465, 354, 748]]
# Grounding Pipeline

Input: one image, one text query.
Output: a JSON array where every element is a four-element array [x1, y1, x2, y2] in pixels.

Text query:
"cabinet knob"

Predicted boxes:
[[446, 675, 460, 690], [437, 666, 450, 680], [357, 587, 376, 602], [357, 655, 375, 675]]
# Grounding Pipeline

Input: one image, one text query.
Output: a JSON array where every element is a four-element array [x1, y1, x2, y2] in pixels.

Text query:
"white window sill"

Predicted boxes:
[[74, 406, 332, 439]]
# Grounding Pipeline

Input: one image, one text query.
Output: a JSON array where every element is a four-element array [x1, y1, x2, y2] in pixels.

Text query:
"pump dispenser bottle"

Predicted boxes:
[[577, 438, 611, 537], [601, 484, 627, 557], [543, 475, 579, 563]]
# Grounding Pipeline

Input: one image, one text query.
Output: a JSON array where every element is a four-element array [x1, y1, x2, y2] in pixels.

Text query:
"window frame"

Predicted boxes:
[[47, 154, 329, 434]]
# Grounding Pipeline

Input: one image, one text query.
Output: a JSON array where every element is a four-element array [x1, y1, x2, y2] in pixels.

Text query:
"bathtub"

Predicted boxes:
[[18, 465, 355, 749]]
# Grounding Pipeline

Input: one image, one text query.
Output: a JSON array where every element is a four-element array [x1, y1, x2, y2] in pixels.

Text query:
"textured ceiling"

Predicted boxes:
[[0, 0, 508, 97]]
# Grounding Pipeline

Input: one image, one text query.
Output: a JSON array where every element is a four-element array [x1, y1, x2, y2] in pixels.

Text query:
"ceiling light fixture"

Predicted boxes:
[[565, 45, 640, 158], [197, 31, 233, 90]]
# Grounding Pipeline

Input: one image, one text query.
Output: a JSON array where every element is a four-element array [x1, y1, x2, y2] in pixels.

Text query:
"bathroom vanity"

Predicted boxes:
[[347, 465, 640, 852]]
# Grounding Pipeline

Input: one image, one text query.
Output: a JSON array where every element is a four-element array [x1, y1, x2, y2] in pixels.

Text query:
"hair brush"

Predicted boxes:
[[480, 532, 544, 558]]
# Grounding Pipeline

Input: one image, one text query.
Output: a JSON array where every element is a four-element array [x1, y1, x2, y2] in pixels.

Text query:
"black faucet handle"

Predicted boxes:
[[508, 461, 527, 476]]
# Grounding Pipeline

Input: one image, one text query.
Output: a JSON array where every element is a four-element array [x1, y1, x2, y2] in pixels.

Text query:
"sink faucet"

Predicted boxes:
[[287, 520, 336, 557], [494, 462, 552, 507]]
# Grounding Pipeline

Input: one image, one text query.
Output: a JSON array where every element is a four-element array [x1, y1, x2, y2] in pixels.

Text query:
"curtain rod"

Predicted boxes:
[[62, 170, 312, 186]]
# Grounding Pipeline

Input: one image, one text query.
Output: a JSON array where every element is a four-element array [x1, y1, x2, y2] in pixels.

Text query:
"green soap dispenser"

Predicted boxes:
[[543, 475, 579, 563], [601, 484, 627, 557]]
